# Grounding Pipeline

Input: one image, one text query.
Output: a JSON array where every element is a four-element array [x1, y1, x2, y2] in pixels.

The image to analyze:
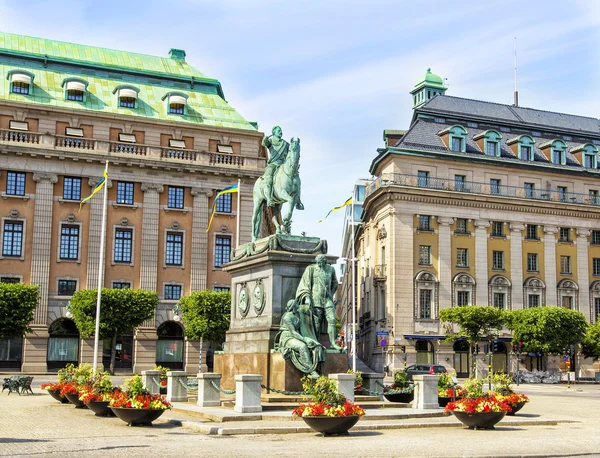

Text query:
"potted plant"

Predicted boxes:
[[41, 381, 70, 403], [56, 363, 93, 408], [347, 370, 363, 394], [153, 365, 168, 395], [444, 378, 511, 429], [492, 373, 529, 416], [438, 372, 464, 407], [383, 370, 415, 403], [78, 371, 116, 417], [293, 375, 365, 436], [109, 375, 171, 426]]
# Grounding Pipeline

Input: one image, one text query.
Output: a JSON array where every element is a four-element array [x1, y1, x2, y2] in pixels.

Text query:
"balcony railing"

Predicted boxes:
[[209, 153, 245, 167], [160, 148, 198, 161], [373, 264, 387, 279], [108, 141, 148, 156], [55, 135, 95, 150], [0, 129, 40, 144], [366, 172, 600, 207]]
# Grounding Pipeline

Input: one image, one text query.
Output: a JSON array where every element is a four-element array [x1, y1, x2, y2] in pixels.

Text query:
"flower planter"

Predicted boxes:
[[86, 400, 114, 417], [451, 411, 506, 430], [506, 401, 526, 416], [383, 391, 414, 403], [110, 407, 166, 426], [159, 387, 167, 395], [301, 415, 360, 436], [65, 392, 87, 409], [438, 396, 453, 408], [47, 389, 70, 404]]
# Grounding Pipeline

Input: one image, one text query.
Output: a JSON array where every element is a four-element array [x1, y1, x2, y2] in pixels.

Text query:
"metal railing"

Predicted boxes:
[[366, 172, 600, 207], [373, 264, 387, 279]]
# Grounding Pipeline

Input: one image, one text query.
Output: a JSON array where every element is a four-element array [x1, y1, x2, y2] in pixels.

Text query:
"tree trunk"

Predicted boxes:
[[110, 334, 117, 375]]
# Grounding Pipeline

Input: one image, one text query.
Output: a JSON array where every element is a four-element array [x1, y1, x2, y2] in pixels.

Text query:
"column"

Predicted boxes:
[[23, 173, 57, 372], [544, 226, 559, 306], [86, 176, 112, 289], [437, 217, 454, 310], [238, 189, 254, 246], [190, 188, 212, 291], [509, 223, 525, 309], [393, 212, 414, 345], [139, 183, 163, 291], [474, 220, 490, 306], [576, 228, 591, 317]]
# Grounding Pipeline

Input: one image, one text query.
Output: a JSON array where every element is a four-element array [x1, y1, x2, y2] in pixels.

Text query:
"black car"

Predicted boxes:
[[405, 364, 447, 380]]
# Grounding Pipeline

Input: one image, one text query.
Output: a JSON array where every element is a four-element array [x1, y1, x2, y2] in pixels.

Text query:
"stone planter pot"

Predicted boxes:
[[86, 400, 114, 417], [383, 391, 414, 403], [47, 389, 70, 404], [301, 415, 360, 436], [438, 396, 453, 407], [506, 401, 526, 416], [110, 407, 166, 426], [65, 392, 87, 409], [451, 411, 506, 430]]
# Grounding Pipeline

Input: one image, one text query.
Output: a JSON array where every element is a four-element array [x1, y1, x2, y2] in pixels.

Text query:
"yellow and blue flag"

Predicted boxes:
[[318, 197, 352, 222], [206, 184, 239, 232], [79, 168, 108, 212]]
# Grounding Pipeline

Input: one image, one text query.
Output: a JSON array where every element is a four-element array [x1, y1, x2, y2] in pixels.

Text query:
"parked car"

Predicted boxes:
[[404, 364, 447, 380]]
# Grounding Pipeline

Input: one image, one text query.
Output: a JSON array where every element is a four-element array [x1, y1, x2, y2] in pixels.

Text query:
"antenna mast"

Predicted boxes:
[[514, 37, 519, 107]]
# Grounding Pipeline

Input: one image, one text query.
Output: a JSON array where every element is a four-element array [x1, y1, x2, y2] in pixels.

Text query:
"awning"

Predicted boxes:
[[169, 95, 187, 105], [11, 73, 31, 84], [169, 139, 186, 149], [66, 81, 86, 92], [217, 144, 233, 154], [403, 335, 446, 341], [118, 88, 137, 99]]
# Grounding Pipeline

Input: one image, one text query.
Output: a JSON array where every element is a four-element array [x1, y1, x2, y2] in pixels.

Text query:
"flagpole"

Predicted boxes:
[[236, 178, 241, 248], [351, 200, 357, 373], [93, 161, 109, 371]]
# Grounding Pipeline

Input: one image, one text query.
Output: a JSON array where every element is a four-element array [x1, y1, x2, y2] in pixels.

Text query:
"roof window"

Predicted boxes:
[[507, 134, 535, 161], [118, 88, 137, 109], [10, 72, 32, 95], [63, 79, 88, 102], [474, 130, 502, 157], [572, 143, 598, 169], [163, 92, 188, 115], [540, 139, 567, 165], [438, 125, 467, 152]]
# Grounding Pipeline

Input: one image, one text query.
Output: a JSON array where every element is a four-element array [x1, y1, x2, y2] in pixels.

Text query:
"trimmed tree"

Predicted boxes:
[[505, 306, 588, 355], [580, 321, 600, 361], [0, 283, 38, 338], [69, 288, 158, 374]]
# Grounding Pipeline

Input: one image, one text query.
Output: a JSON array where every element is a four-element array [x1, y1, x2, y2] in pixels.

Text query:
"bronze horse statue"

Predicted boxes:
[[252, 138, 303, 241]]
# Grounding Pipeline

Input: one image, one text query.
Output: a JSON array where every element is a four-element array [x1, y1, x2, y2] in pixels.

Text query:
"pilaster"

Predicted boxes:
[[509, 223, 525, 309], [190, 187, 212, 291], [474, 220, 490, 306], [239, 191, 254, 246], [544, 225, 559, 306], [86, 176, 112, 289], [139, 183, 164, 292], [437, 217, 454, 310], [577, 228, 590, 316]]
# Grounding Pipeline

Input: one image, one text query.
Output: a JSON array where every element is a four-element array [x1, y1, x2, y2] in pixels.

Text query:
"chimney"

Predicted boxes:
[[169, 49, 186, 61]]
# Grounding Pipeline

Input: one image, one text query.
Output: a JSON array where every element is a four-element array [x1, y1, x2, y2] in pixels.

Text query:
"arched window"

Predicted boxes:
[[572, 143, 598, 169], [47, 318, 79, 369], [163, 92, 188, 115], [540, 139, 567, 165], [113, 85, 139, 109], [589, 281, 600, 323], [474, 130, 502, 157], [488, 275, 511, 310], [156, 321, 185, 370], [452, 273, 475, 307], [508, 135, 535, 161], [415, 340, 434, 364], [7, 70, 34, 95], [62, 78, 88, 102], [414, 271, 439, 319], [557, 279, 578, 310], [443, 125, 467, 152], [523, 277, 546, 308]]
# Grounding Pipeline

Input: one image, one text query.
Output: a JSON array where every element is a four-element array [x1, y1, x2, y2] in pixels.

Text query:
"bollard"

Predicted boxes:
[[362, 373, 385, 401], [234, 374, 262, 413], [330, 373, 355, 403], [197, 373, 222, 408], [412, 374, 440, 409], [141, 370, 162, 395], [166, 371, 189, 403]]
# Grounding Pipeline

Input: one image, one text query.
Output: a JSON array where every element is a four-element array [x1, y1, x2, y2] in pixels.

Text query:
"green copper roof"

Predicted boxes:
[[0, 32, 257, 130], [411, 68, 446, 93]]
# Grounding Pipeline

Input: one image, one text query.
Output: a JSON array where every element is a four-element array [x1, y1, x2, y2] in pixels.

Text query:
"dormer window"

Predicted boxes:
[[118, 89, 137, 108], [572, 143, 598, 169], [63, 79, 87, 102], [474, 130, 502, 157], [8, 72, 33, 95], [451, 137, 462, 151], [507, 135, 535, 160], [163, 93, 188, 115], [438, 125, 467, 152]]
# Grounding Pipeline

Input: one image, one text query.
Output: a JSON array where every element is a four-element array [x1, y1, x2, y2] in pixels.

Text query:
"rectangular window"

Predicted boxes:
[[456, 248, 468, 267], [594, 258, 600, 276], [60, 225, 79, 260], [593, 230, 600, 245], [590, 190, 599, 205], [563, 296, 573, 310], [216, 191, 232, 213], [585, 154, 596, 168], [2, 221, 23, 257], [493, 293, 505, 309], [119, 97, 136, 109], [455, 218, 468, 234], [560, 255, 571, 274], [12, 81, 29, 95], [164, 285, 182, 300], [169, 103, 185, 115], [58, 280, 77, 296], [485, 141, 498, 156], [419, 246, 431, 266], [417, 171, 429, 187], [63, 177, 82, 201], [520, 145, 532, 160], [116, 182, 134, 205], [490, 179, 501, 195], [451, 137, 462, 152], [112, 282, 131, 289], [491, 221, 504, 237], [167, 186, 184, 209], [526, 224, 538, 240], [0, 277, 20, 283], [457, 291, 470, 306], [214, 235, 231, 267], [528, 295, 540, 308], [418, 215, 431, 231], [214, 286, 231, 293], [454, 175, 466, 191], [6, 172, 25, 196], [165, 232, 183, 266], [552, 150, 562, 164], [114, 229, 133, 263], [67, 90, 84, 101], [524, 183, 535, 198], [419, 289, 431, 319], [527, 253, 538, 272], [492, 251, 504, 270], [558, 186, 568, 202], [559, 227, 570, 242]]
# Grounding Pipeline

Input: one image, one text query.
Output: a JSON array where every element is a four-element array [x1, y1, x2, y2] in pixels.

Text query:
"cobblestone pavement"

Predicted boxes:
[[1, 385, 599, 458]]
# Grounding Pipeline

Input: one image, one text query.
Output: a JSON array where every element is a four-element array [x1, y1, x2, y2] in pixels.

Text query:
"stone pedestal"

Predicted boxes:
[[21, 325, 49, 373], [363, 373, 385, 400], [167, 371, 189, 402], [331, 373, 355, 403], [142, 370, 162, 395], [413, 374, 440, 410], [197, 373, 222, 407], [234, 374, 262, 413]]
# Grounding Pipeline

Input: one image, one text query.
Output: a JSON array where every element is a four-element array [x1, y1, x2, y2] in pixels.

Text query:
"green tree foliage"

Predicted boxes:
[[69, 288, 158, 373], [505, 306, 588, 354], [581, 321, 600, 360], [179, 290, 231, 343], [439, 306, 505, 343], [0, 283, 38, 338]]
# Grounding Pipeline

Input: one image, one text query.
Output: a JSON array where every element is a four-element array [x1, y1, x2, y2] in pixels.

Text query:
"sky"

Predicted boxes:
[[1, 0, 599, 264]]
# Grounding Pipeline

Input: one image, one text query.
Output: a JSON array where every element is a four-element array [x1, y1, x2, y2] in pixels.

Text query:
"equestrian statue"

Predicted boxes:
[[252, 125, 304, 241]]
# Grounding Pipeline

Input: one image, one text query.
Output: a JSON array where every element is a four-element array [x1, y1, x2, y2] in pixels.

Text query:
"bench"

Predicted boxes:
[[2, 376, 34, 395]]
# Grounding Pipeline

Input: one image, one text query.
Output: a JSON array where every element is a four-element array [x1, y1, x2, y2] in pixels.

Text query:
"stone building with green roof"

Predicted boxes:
[[0, 32, 265, 373]]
